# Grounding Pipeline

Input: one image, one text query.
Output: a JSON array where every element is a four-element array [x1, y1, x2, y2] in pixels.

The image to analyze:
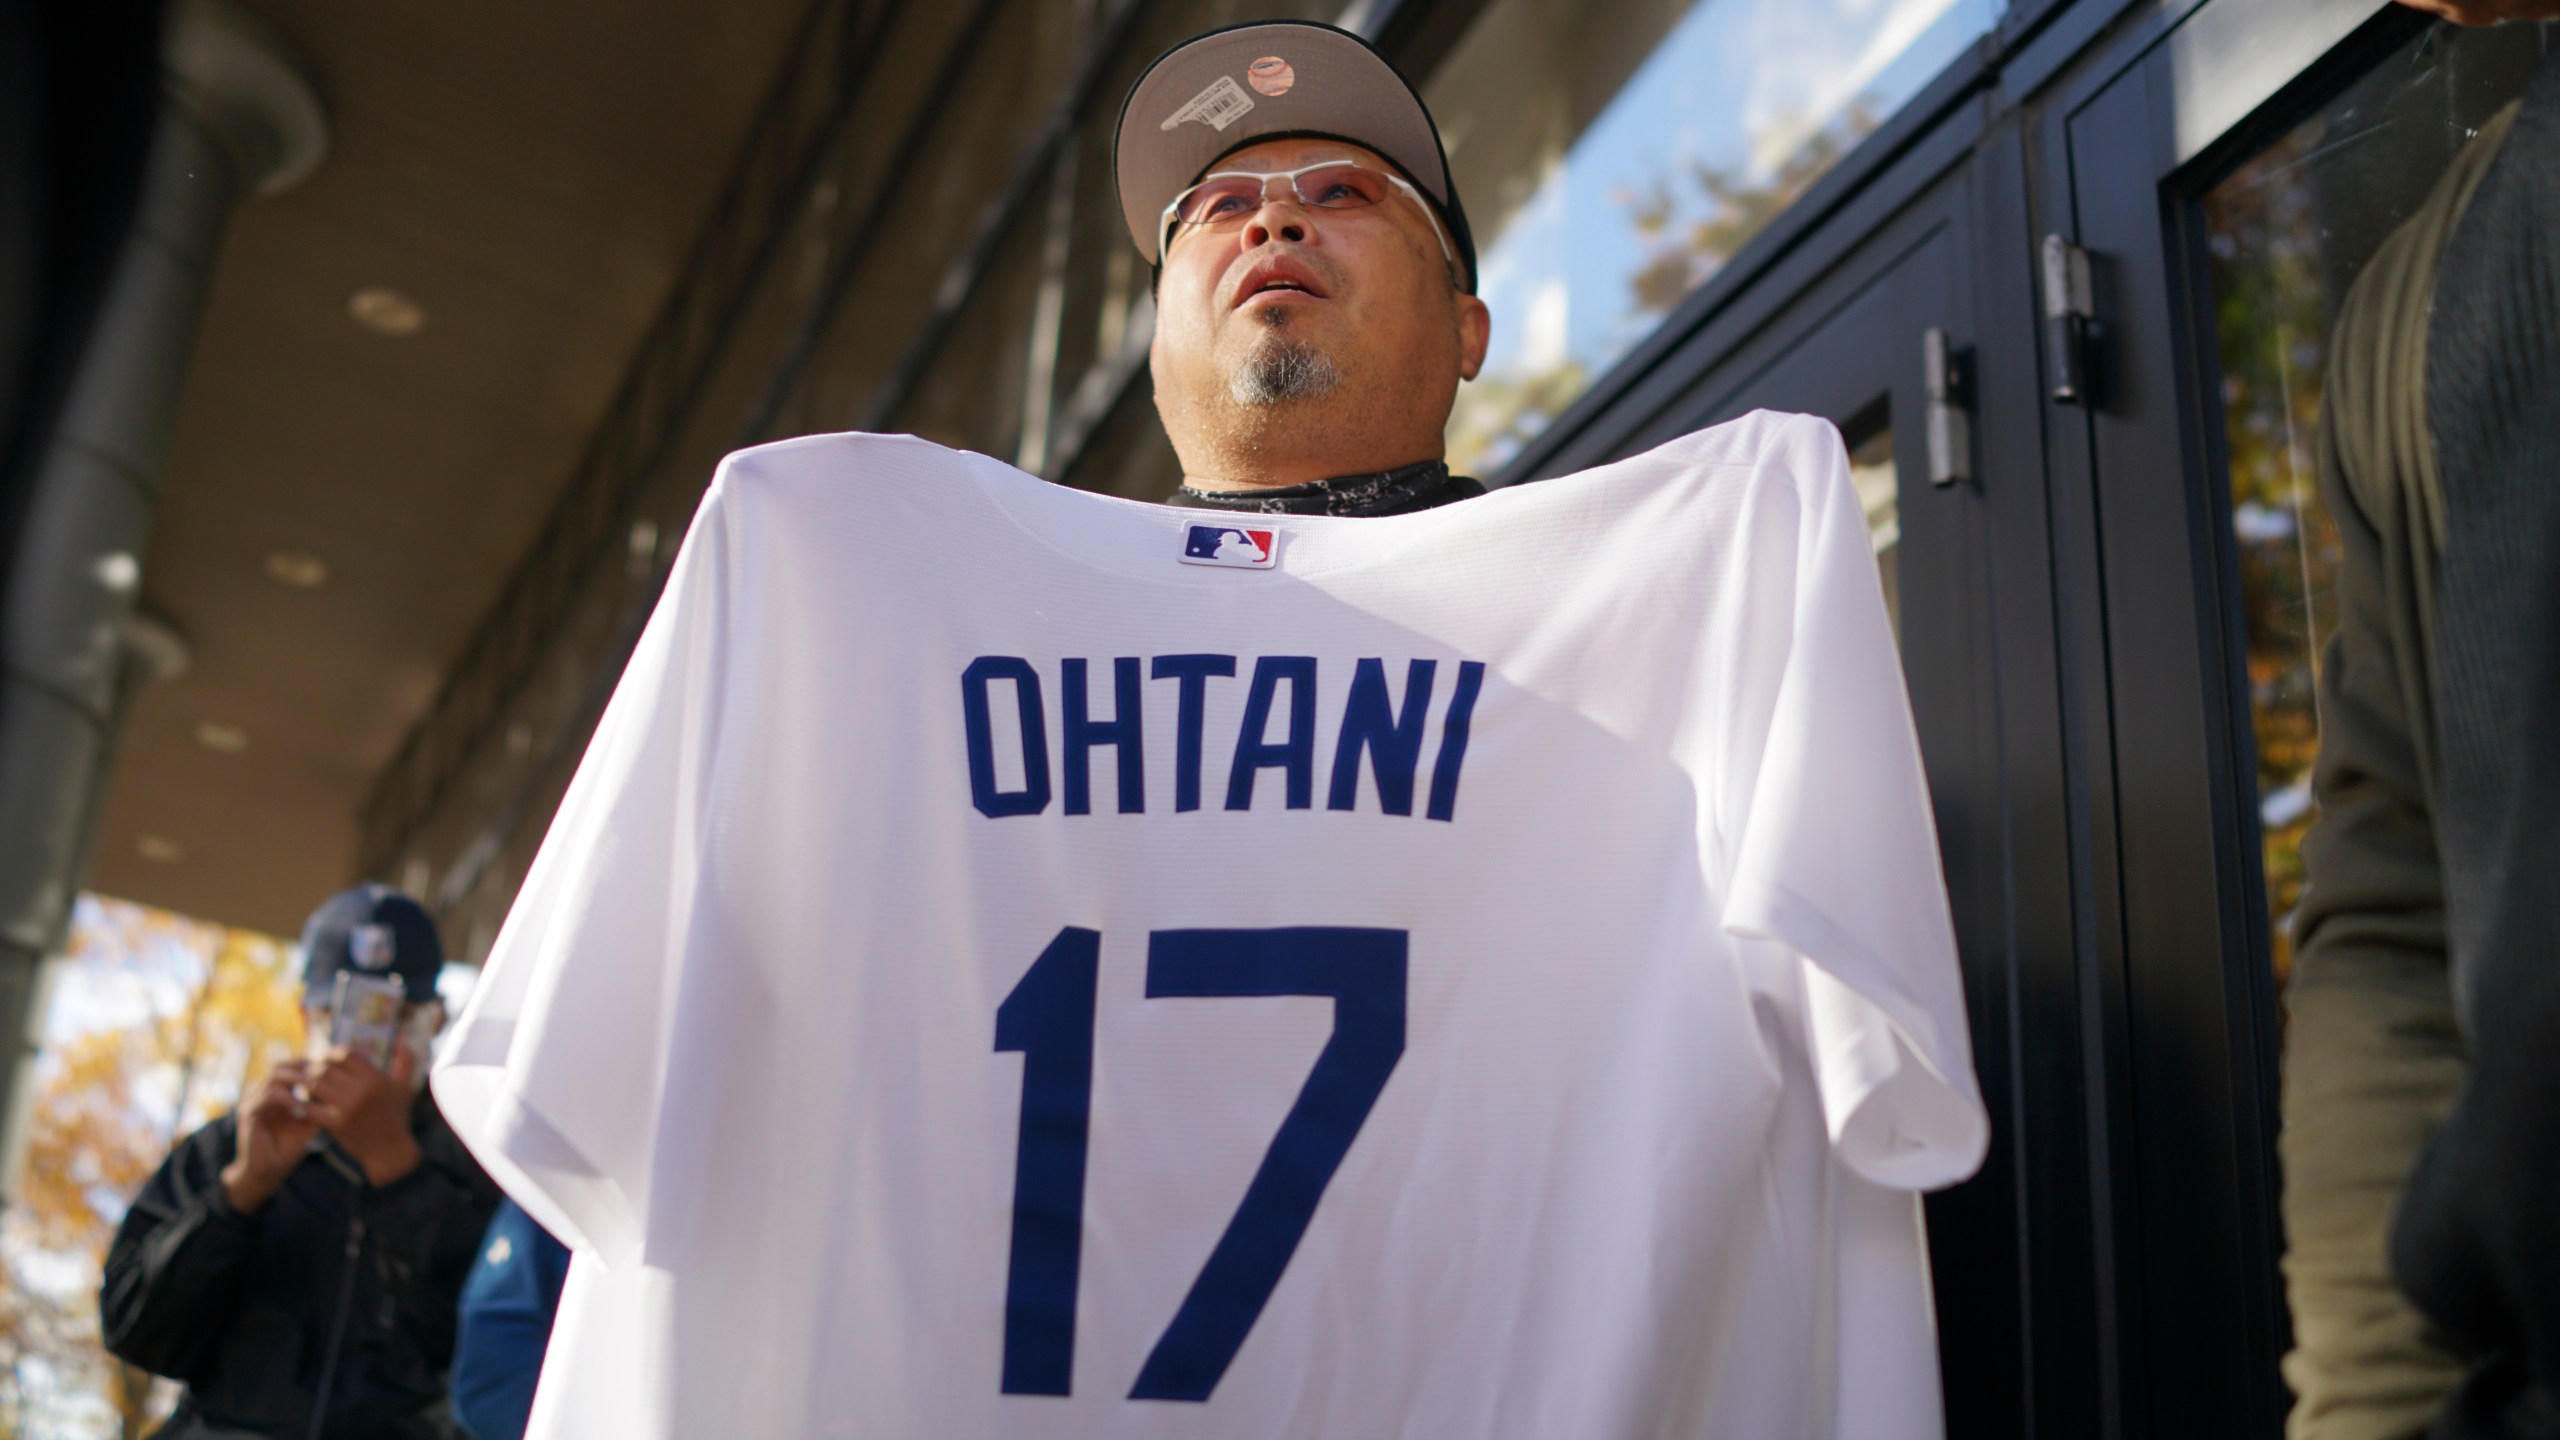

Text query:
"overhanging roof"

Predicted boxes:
[[86, 0, 812, 935]]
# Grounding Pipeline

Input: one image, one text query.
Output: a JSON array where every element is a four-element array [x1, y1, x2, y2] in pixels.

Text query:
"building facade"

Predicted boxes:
[[42, 0, 2558, 1430]]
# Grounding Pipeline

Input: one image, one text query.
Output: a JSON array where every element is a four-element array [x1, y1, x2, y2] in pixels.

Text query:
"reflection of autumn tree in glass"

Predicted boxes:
[[0, 897, 301, 1438], [2203, 128, 2345, 989], [1449, 101, 1884, 474], [1624, 100, 1878, 316], [1447, 359, 1589, 477]]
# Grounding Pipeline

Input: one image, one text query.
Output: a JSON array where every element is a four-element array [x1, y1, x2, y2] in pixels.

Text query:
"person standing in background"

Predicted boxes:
[[99, 885, 501, 1440], [2281, 10, 2560, 1439]]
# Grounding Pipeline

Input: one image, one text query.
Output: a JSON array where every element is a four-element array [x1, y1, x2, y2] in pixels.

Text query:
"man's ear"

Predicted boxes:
[[1455, 292, 1492, 382]]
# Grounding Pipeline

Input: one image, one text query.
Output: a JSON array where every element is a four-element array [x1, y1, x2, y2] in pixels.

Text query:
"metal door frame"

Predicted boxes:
[[2030, 0, 2427, 1431]]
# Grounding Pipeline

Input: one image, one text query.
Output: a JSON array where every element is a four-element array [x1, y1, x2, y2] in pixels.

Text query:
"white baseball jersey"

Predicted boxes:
[[432, 410, 1988, 1440]]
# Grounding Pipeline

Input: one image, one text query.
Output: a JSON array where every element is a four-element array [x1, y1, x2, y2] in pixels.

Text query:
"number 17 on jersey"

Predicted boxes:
[[994, 925, 1408, 1402]]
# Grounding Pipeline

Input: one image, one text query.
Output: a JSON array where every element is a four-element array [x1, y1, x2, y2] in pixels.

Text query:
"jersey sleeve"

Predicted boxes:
[[430, 469, 737, 1269], [1718, 413, 1989, 1191]]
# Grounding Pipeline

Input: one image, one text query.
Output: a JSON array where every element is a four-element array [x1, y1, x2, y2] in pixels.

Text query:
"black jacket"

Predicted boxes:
[[100, 1087, 502, 1440]]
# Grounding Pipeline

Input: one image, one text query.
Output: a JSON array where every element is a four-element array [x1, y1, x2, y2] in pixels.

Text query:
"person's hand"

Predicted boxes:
[[221, 1059, 319, 1213], [2393, 0, 2560, 24], [305, 1043, 423, 1188]]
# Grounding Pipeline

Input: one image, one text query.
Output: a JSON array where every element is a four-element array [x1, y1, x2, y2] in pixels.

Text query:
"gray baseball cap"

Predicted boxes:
[[1113, 20, 1477, 290]]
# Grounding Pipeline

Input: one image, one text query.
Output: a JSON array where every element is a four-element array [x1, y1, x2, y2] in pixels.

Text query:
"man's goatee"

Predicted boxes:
[[1229, 338, 1340, 406]]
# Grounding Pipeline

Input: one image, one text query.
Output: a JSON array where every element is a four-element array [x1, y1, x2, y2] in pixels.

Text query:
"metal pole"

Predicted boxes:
[[0, 0, 325, 1193]]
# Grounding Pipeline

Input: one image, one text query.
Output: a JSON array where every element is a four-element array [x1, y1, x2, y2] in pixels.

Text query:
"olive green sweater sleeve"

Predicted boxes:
[[2279, 99, 2517, 1440]]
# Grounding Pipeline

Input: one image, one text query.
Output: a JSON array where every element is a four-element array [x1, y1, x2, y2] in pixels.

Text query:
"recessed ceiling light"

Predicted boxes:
[[93, 552, 140, 594], [264, 549, 328, 588], [196, 721, 248, 753], [137, 835, 185, 864], [348, 286, 426, 336]]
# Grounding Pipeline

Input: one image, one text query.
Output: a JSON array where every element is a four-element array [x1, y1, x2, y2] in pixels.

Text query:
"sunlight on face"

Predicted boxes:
[[1149, 137, 1489, 485]]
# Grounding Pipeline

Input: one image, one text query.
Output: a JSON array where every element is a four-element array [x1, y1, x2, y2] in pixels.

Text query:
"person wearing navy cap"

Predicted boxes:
[[98, 885, 502, 1439]]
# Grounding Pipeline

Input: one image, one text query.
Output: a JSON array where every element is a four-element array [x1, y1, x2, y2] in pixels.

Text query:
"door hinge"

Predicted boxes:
[[1924, 326, 1972, 487], [2043, 234, 2096, 406]]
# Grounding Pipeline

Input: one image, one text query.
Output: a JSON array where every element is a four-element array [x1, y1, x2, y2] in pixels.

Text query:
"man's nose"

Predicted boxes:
[[1242, 192, 1314, 249]]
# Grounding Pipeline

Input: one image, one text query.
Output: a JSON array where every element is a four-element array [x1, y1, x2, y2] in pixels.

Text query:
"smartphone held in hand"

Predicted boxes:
[[330, 971, 405, 1070]]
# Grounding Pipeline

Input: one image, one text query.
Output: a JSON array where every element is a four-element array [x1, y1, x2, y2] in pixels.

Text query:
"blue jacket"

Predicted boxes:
[[450, 1199, 571, 1440]]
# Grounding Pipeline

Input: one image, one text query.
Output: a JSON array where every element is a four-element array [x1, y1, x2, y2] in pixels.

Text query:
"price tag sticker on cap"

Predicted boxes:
[[1161, 74, 1255, 133]]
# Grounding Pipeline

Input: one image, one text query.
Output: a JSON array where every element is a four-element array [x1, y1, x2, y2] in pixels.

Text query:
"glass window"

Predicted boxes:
[[2201, 22, 2550, 986], [1845, 406, 1900, 642], [1426, 0, 1999, 474], [890, 217, 1048, 456]]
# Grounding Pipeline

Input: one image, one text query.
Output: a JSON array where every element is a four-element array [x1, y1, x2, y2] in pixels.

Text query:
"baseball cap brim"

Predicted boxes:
[[1113, 20, 1475, 289]]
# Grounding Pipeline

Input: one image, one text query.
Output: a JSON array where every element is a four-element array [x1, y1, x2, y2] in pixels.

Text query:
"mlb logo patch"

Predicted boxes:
[[1179, 523, 1278, 569]]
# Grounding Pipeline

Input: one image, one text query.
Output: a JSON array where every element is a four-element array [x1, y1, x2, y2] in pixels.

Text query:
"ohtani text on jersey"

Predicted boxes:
[[959, 654, 1487, 822]]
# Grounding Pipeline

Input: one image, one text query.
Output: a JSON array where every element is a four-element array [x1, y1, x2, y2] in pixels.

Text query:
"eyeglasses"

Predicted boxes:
[[1160, 159, 1457, 273]]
